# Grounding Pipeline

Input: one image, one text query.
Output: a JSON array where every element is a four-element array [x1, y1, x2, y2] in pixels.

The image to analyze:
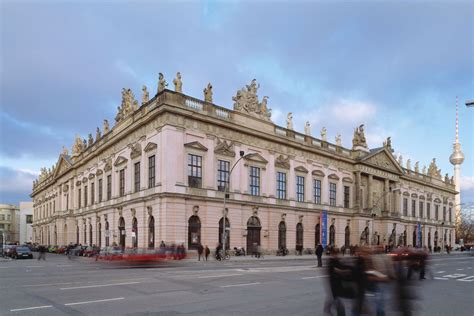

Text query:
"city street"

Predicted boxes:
[[0, 253, 473, 315]]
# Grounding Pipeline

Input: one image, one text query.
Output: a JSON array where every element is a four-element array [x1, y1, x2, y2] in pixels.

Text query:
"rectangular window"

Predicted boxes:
[[249, 166, 260, 196], [84, 185, 88, 206], [26, 215, 33, 224], [91, 182, 95, 205], [134, 162, 140, 192], [66, 193, 69, 210], [411, 200, 416, 217], [98, 179, 103, 202], [435, 205, 439, 220], [276, 172, 287, 199], [148, 155, 155, 188], [107, 175, 112, 200], [329, 183, 337, 206], [217, 160, 230, 192], [296, 176, 305, 202], [78, 188, 82, 208], [187, 154, 202, 188], [313, 179, 321, 204], [403, 198, 408, 216], [53, 201, 55, 213], [419, 201, 424, 218], [344, 186, 350, 208], [443, 206, 446, 221], [427, 203, 431, 219], [119, 169, 125, 197]]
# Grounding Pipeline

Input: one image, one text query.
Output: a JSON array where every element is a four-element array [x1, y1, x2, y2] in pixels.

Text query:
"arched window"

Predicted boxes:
[[434, 231, 438, 248], [132, 217, 138, 248], [89, 224, 93, 246], [246, 216, 261, 253], [188, 215, 201, 249], [98, 223, 102, 248], [54, 226, 57, 245], [278, 221, 286, 249], [360, 227, 369, 246], [315, 224, 320, 248], [403, 230, 407, 246], [148, 216, 155, 249], [344, 226, 350, 248], [118, 217, 125, 249], [64, 224, 68, 245], [83, 224, 87, 245], [105, 221, 110, 247], [412, 230, 416, 247], [76, 226, 79, 244], [296, 223, 304, 249], [329, 225, 335, 246], [428, 231, 431, 249], [219, 218, 230, 250]]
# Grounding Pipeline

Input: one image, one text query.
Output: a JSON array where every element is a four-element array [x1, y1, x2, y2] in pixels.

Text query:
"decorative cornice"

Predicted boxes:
[[144, 142, 157, 152], [294, 166, 309, 173]]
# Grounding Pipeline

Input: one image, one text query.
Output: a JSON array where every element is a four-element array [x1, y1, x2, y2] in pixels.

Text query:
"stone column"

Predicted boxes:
[[367, 174, 373, 210], [384, 179, 390, 213]]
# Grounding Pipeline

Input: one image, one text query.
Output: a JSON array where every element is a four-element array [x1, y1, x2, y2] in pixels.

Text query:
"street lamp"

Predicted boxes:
[[221, 151, 254, 259], [465, 100, 474, 107]]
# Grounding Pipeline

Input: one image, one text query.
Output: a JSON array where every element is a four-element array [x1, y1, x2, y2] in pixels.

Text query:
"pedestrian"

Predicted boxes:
[[323, 247, 353, 315], [316, 243, 324, 267], [215, 243, 222, 261], [204, 245, 210, 261], [37, 245, 46, 261], [197, 244, 204, 261]]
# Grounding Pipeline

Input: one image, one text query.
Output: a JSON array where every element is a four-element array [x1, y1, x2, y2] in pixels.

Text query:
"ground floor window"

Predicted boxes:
[[344, 226, 350, 247], [148, 216, 155, 249], [119, 217, 125, 249], [329, 225, 335, 246], [247, 216, 261, 254], [132, 218, 138, 248], [278, 221, 286, 249], [188, 215, 201, 250]]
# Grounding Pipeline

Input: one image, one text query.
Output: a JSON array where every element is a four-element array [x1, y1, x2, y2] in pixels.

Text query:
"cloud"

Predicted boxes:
[[329, 99, 377, 124], [461, 176, 474, 191], [0, 166, 36, 203], [115, 60, 137, 79]]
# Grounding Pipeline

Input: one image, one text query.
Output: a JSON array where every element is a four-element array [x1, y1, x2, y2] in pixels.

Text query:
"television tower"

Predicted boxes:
[[449, 97, 464, 241]]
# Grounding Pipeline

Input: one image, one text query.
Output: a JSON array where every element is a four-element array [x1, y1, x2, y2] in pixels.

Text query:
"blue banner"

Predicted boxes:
[[321, 211, 328, 247], [417, 222, 422, 248]]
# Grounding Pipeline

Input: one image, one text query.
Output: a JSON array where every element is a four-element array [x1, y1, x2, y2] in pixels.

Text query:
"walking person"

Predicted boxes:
[[197, 244, 204, 261], [204, 245, 210, 261], [37, 245, 46, 261], [316, 243, 324, 267]]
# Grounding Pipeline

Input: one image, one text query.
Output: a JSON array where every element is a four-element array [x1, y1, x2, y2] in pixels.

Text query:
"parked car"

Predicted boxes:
[[83, 246, 99, 257], [73, 245, 87, 256], [48, 245, 58, 253], [12, 247, 33, 259], [96, 247, 123, 261], [4, 245, 17, 258], [56, 246, 66, 254]]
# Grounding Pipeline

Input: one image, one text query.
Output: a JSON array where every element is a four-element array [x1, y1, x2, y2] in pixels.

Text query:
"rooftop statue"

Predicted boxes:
[[204, 83, 213, 103], [406, 159, 411, 170], [445, 173, 450, 183], [115, 88, 138, 122], [96, 127, 101, 141], [398, 155, 403, 166], [414, 161, 419, 173], [286, 112, 293, 130], [72, 135, 84, 155], [83, 138, 87, 149], [232, 79, 272, 121], [103, 119, 110, 134], [422, 165, 427, 175], [62, 146, 69, 156], [321, 127, 327, 141], [88, 134, 94, 146], [142, 85, 149, 104], [428, 158, 441, 178], [157, 72, 168, 94], [383, 137, 392, 151], [173, 72, 182, 93], [304, 121, 311, 136], [352, 124, 367, 148], [335, 134, 342, 146]]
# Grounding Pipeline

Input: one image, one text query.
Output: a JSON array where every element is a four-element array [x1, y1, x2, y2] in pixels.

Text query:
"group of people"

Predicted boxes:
[[196, 244, 211, 261]]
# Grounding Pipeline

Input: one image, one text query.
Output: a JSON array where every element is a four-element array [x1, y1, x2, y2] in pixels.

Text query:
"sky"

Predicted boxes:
[[1, 0, 473, 206]]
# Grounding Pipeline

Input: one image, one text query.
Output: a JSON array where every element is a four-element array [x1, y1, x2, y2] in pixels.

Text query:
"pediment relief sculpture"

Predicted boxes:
[[214, 139, 235, 157], [130, 143, 142, 159], [114, 156, 128, 167], [275, 155, 290, 169], [342, 177, 354, 183], [184, 141, 208, 152], [312, 170, 325, 177], [328, 173, 340, 180], [144, 142, 157, 152], [294, 166, 309, 174], [244, 153, 268, 165], [232, 79, 272, 121], [364, 151, 400, 173]]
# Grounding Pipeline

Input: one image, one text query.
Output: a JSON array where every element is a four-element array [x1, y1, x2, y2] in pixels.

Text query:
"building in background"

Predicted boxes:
[[19, 202, 34, 244], [0, 204, 20, 244]]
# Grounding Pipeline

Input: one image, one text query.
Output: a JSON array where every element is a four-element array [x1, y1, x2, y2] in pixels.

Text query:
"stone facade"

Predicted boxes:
[[31, 82, 457, 253]]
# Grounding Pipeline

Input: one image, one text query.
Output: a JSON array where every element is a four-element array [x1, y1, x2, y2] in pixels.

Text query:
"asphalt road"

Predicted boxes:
[[0, 253, 473, 316]]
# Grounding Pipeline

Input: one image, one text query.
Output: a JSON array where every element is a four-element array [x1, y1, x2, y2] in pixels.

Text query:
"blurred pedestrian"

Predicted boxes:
[[204, 245, 210, 261], [37, 245, 46, 261], [316, 243, 324, 267], [324, 247, 353, 315], [197, 244, 204, 261]]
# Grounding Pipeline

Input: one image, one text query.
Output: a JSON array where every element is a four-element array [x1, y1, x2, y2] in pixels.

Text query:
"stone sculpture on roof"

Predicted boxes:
[[103, 119, 109, 134], [383, 137, 392, 151], [142, 85, 149, 105], [304, 121, 311, 136], [232, 79, 272, 121], [286, 112, 293, 130], [204, 83, 213, 103], [321, 127, 327, 141], [173, 72, 182, 93], [414, 161, 419, 173], [115, 88, 138, 123], [157, 73, 168, 94], [398, 155, 403, 166], [335, 134, 342, 147], [352, 124, 367, 148], [88, 134, 94, 146], [72, 135, 84, 155], [428, 158, 441, 178], [62, 146, 69, 156], [406, 159, 411, 170]]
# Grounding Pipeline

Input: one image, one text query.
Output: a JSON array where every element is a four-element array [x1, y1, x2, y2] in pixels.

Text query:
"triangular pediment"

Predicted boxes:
[[53, 154, 72, 178], [360, 148, 403, 174], [294, 166, 309, 173], [114, 156, 128, 167], [244, 153, 268, 164], [184, 141, 208, 152], [144, 142, 157, 152]]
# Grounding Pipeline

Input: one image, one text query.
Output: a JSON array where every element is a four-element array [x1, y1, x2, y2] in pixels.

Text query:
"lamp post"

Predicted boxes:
[[221, 151, 253, 259]]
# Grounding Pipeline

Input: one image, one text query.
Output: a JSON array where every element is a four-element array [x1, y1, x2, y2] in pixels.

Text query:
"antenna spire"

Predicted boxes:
[[455, 96, 459, 144]]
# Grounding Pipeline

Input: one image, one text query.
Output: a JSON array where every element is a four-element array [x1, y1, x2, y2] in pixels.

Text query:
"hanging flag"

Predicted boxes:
[[321, 211, 328, 247]]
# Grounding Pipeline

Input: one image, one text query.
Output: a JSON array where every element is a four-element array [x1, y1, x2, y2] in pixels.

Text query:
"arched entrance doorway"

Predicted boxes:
[[54, 226, 57, 245], [296, 223, 304, 252], [98, 222, 102, 248], [105, 221, 110, 247], [188, 215, 201, 249], [219, 217, 230, 250], [360, 227, 369, 246], [278, 221, 286, 250], [344, 226, 350, 248], [434, 230, 439, 248], [132, 217, 138, 248], [76, 226, 79, 244], [412, 230, 416, 247], [246, 216, 261, 254], [403, 230, 407, 246], [315, 223, 320, 247], [428, 231, 431, 249], [329, 225, 335, 247], [148, 216, 155, 249], [118, 217, 125, 249], [83, 224, 87, 245], [89, 224, 93, 246]]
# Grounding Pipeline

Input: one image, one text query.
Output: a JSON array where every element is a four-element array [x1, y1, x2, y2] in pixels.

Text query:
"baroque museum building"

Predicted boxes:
[[31, 75, 457, 253]]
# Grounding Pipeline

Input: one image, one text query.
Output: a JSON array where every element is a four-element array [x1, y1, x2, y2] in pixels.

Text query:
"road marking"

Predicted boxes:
[[220, 282, 261, 288], [443, 274, 466, 279], [458, 276, 474, 282], [22, 282, 82, 287], [436, 271, 446, 273], [64, 297, 124, 306], [456, 268, 465, 271], [25, 266, 43, 268], [10, 305, 52, 312], [302, 275, 329, 279], [434, 277, 448, 280], [60, 281, 140, 290], [198, 274, 243, 279]]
